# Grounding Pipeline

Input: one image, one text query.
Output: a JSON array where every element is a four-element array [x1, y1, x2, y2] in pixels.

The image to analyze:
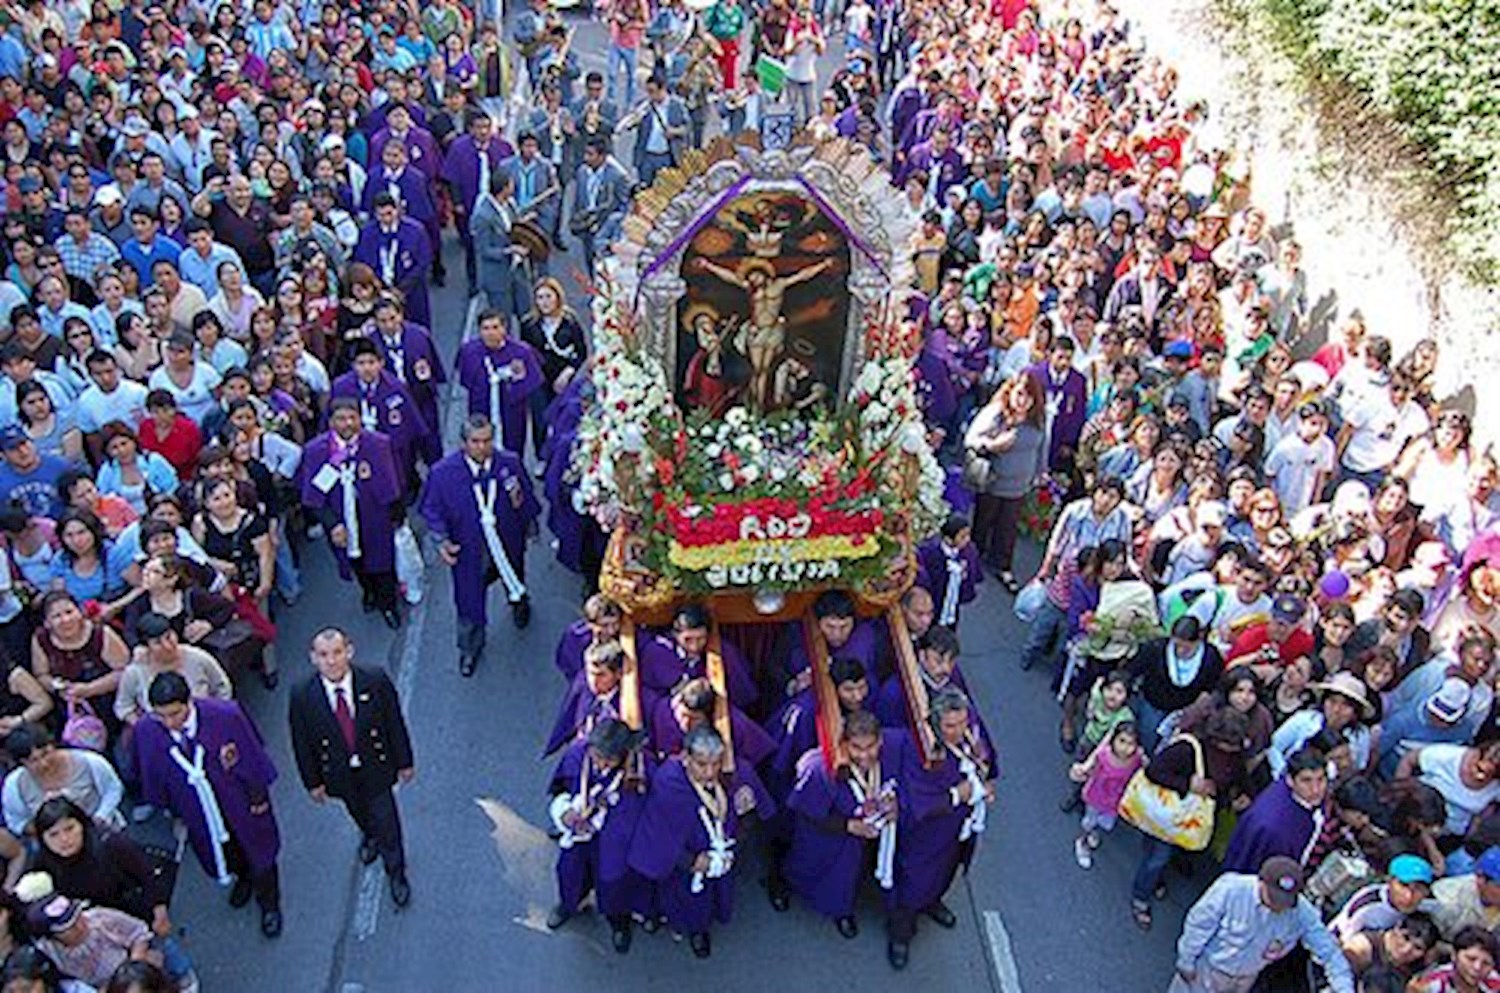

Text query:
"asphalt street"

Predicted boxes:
[[169, 16, 1202, 993]]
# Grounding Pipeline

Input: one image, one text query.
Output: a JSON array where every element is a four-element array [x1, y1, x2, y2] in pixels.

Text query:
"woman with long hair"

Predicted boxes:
[[15, 382, 82, 467], [965, 375, 1047, 592], [519, 276, 587, 462]]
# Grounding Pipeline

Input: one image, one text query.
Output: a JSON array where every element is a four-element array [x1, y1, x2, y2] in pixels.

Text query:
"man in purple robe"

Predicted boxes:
[[915, 515, 983, 630], [1222, 747, 1330, 874], [331, 339, 431, 486], [649, 677, 776, 773], [135, 672, 283, 938], [627, 725, 741, 959], [767, 657, 872, 802], [454, 309, 544, 456], [361, 139, 440, 274], [440, 111, 516, 292], [548, 719, 653, 953], [874, 626, 993, 756], [298, 399, 404, 629], [875, 585, 935, 681], [545, 638, 658, 756], [897, 127, 966, 203], [353, 194, 434, 330], [368, 104, 443, 197], [542, 375, 607, 590], [889, 686, 993, 970], [783, 713, 907, 937], [638, 604, 758, 710], [367, 296, 446, 466], [888, 70, 938, 168], [1027, 335, 1088, 476], [779, 590, 881, 699], [553, 593, 623, 681], [419, 414, 540, 676]]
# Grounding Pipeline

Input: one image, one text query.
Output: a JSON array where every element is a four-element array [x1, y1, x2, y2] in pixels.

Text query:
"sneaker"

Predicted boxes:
[[1086, 830, 1102, 850], [1074, 837, 1093, 870]]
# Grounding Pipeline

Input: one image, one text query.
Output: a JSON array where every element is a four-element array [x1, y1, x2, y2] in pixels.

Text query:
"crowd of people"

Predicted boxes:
[[0, 0, 1473, 982]]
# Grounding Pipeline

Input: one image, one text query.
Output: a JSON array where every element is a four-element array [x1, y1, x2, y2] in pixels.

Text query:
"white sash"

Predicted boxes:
[[483, 356, 510, 431], [940, 551, 964, 626], [383, 337, 406, 381], [359, 391, 379, 432], [473, 476, 527, 601], [378, 237, 398, 284], [550, 754, 622, 849], [340, 463, 362, 560], [691, 803, 735, 894], [168, 741, 233, 885], [849, 767, 898, 890], [949, 740, 988, 842]]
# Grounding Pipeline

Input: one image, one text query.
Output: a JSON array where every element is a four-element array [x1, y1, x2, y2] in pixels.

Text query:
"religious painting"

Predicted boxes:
[[675, 192, 851, 417]]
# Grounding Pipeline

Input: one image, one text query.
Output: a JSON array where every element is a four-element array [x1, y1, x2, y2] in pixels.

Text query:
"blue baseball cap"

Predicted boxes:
[[0, 425, 27, 450], [1387, 854, 1434, 886], [1476, 846, 1500, 879]]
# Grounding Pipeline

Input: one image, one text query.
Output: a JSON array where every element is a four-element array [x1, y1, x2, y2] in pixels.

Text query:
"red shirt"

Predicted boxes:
[[1226, 623, 1314, 668], [138, 415, 203, 481]]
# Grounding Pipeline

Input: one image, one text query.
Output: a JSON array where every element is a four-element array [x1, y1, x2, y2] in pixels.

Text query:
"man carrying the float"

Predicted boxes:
[[638, 603, 758, 709], [454, 308, 544, 457], [420, 414, 540, 677], [545, 639, 658, 757], [555, 593, 624, 681], [298, 398, 405, 630]]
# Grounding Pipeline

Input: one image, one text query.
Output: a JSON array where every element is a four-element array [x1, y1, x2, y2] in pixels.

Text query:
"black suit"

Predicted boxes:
[[289, 666, 414, 876]]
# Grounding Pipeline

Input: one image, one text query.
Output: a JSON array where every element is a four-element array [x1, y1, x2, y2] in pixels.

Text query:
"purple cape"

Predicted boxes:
[[453, 338, 544, 455], [550, 741, 652, 917], [894, 739, 987, 911], [649, 698, 777, 771], [440, 135, 515, 216], [330, 370, 430, 480], [638, 632, 759, 710], [418, 449, 539, 628], [784, 730, 908, 917], [135, 698, 280, 878], [543, 428, 607, 574], [297, 430, 401, 578], [368, 321, 447, 463], [626, 757, 739, 933], [544, 675, 659, 757], [553, 619, 594, 681], [1221, 778, 1322, 874]]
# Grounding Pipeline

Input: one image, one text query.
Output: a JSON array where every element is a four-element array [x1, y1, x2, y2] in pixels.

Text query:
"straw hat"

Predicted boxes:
[[1313, 672, 1375, 720]]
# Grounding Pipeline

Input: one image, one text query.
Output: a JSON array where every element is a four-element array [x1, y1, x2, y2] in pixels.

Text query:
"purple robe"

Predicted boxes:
[[330, 371, 430, 481], [418, 448, 540, 629], [453, 337, 544, 455], [135, 698, 280, 879], [888, 87, 929, 161], [782, 619, 881, 694], [626, 757, 740, 934], [784, 730, 908, 918], [943, 465, 975, 517], [554, 619, 594, 680], [297, 430, 401, 579], [543, 431, 607, 575], [1221, 778, 1323, 874], [638, 632, 759, 710], [1027, 361, 1088, 469], [544, 675, 659, 757], [368, 321, 447, 463], [915, 538, 983, 625], [361, 101, 428, 138], [440, 135, 516, 216], [368, 127, 443, 192], [649, 699, 777, 772], [895, 737, 989, 912], [915, 339, 959, 427], [874, 670, 994, 758], [360, 164, 437, 225], [897, 142, 966, 200], [550, 741, 652, 917], [353, 219, 433, 329]]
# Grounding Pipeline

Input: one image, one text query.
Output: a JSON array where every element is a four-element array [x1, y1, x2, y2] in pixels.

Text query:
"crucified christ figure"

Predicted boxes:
[[692, 255, 835, 411]]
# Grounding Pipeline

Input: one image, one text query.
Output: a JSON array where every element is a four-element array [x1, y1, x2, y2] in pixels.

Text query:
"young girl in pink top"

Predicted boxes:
[[1069, 721, 1144, 869]]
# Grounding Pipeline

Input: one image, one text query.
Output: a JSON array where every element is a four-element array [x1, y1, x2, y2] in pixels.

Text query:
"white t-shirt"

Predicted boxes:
[[74, 380, 150, 433], [1209, 588, 1272, 652], [1265, 433, 1335, 516], [1418, 743, 1500, 837], [148, 362, 223, 425], [1342, 393, 1429, 473]]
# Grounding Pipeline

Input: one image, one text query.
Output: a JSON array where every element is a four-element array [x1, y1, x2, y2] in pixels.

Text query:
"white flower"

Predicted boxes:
[[738, 435, 763, 455], [726, 407, 748, 427], [718, 472, 735, 491], [741, 464, 760, 483], [706, 443, 723, 458], [866, 402, 889, 423], [770, 465, 788, 483]]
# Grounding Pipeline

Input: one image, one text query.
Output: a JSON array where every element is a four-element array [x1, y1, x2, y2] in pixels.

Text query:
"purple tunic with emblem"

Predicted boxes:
[[368, 320, 447, 464], [360, 164, 437, 226], [297, 429, 402, 579], [368, 129, 443, 192], [894, 737, 989, 913], [551, 740, 652, 917], [440, 135, 516, 217], [1027, 360, 1088, 469], [1221, 778, 1322, 874], [418, 448, 540, 629], [453, 337, 544, 456], [330, 370, 430, 481], [353, 219, 434, 330], [544, 674, 659, 757], [784, 730, 908, 918], [626, 757, 740, 934], [135, 698, 281, 879], [915, 538, 983, 624], [638, 631, 759, 710]]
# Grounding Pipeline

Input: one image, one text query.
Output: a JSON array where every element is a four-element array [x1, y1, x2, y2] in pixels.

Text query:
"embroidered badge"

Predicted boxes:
[[358, 460, 372, 480], [219, 742, 239, 769]]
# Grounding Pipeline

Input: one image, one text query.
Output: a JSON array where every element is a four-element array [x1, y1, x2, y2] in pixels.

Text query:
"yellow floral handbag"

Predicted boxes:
[[1118, 735, 1216, 852]]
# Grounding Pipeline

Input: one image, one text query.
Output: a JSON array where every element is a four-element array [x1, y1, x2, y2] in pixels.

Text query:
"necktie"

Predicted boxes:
[[334, 687, 358, 753]]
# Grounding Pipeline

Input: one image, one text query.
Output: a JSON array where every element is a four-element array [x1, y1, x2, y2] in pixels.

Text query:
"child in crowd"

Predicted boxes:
[[1069, 721, 1143, 869]]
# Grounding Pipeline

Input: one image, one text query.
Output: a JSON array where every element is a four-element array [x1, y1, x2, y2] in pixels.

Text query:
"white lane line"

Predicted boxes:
[[983, 910, 1024, 993]]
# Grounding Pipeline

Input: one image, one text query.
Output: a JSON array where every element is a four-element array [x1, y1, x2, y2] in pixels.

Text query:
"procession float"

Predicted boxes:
[[569, 133, 951, 770]]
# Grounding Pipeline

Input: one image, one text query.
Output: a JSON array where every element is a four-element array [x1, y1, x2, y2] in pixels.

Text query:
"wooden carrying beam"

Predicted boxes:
[[706, 625, 736, 773], [887, 604, 941, 767], [801, 613, 845, 772], [618, 618, 644, 730]]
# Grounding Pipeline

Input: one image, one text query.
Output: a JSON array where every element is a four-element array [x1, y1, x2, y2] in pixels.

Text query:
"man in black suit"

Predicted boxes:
[[289, 627, 416, 908]]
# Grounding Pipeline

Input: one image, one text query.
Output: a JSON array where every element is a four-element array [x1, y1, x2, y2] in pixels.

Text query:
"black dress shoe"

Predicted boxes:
[[836, 916, 858, 939], [458, 654, 477, 677], [512, 597, 531, 629], [381, 608, 402, 630], [546, 905, 572, 930], [389, 873, 411, 909], [887, 941, 909, 970], [228, 877, 253, 909], [925, 902, 958, 929], [611, 922, 632, 954], [689, 932, 711, 958], [359, 838, 379, 866], [261, 910, 283, 938]]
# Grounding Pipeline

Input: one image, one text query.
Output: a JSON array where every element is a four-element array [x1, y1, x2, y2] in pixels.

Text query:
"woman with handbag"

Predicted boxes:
[[965, 375, 1046, 593], [118, 554, 259, 675], [190, 479, 278, 688], [30, 591, 130, 749], [1125, 708, 1250, 930]]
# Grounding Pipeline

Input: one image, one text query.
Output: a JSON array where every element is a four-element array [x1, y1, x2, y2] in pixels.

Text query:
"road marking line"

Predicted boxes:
[[983, 910, 1024, 993]]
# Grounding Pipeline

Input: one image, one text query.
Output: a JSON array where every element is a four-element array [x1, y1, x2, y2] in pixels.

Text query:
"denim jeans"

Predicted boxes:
[[1131, 834, 1174, 903], [608, 44, 639, 108], [1133, 698, 1169, 755], [274, 534, 301, 602], [788, 79, 816, 125], [1020, 599, 1067, 670]]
